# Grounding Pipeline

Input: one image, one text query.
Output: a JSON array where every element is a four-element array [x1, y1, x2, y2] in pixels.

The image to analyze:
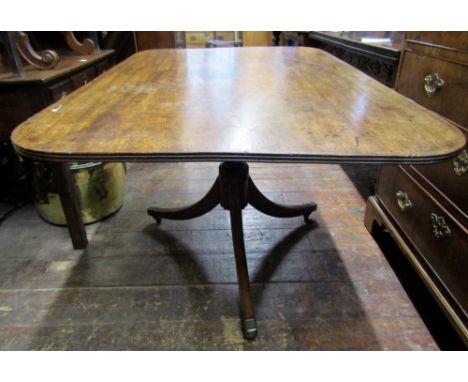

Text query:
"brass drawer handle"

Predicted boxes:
[[396, 190, 413, 211], [431, 213, 451, 239], [424, 73, 445, 96], [453, 149, 468, 176]]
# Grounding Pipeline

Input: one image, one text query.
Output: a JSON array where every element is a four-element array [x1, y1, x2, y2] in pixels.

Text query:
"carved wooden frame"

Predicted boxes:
[[13, 31, 59, 70], [62, 32, 96, 55]]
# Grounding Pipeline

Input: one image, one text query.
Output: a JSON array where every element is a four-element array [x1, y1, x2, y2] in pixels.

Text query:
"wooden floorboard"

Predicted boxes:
[[0, 162, 438, 350]]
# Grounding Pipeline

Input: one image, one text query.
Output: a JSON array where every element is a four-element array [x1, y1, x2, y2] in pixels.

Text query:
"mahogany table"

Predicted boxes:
[[11, 47, 465, 340]]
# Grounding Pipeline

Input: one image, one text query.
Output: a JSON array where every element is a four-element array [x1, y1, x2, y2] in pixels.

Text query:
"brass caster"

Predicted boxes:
[[242, 318, 257, 340], [147, 210, 162, 224]]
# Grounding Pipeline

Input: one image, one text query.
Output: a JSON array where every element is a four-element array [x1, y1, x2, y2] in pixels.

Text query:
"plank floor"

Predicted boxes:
[[0, 162, 438, 350]]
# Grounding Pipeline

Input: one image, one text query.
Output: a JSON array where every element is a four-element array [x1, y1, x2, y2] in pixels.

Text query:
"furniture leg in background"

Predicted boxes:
[[51, 162, 88, 249]]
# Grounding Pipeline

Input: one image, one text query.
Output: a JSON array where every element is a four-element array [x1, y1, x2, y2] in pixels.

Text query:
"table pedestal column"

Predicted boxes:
[[148, 161, 317, 339]]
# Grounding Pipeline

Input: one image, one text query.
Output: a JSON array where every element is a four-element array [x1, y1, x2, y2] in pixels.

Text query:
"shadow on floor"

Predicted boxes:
[[2, 161, 435, 350], [341, 163, 465, 350], [371, 227, 466, 350], [340, 164, 379, 201], [25, 211, 382, 350]]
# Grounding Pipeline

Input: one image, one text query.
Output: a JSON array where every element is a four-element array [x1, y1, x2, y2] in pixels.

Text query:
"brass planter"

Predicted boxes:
[[34, 162, 125, 225]]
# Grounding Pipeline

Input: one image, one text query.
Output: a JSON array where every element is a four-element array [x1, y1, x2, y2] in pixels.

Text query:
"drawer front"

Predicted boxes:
[[405, 32, 468, 51], [377, 165, 421, 236], [185, 32, 214, 45], [95, 59, 111, 76], [411, 132, 468, 211], [409, 188, 467, 316], [396, 51, 468, 127], [185, 44, 207, 49], [48, 79, 75, 101], [378, 165, 468, 315], [71, 67, 96, 89], [215, 31, 235, 41]]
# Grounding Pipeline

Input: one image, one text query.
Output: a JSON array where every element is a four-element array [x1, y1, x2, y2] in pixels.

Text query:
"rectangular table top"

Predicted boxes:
[[11, 47, 465, 163]]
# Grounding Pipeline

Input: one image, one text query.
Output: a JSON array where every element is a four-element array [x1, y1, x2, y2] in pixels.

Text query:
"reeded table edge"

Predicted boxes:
[[12, 143, 466, 165]]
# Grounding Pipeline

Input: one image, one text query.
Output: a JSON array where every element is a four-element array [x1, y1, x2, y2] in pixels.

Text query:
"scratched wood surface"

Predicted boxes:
[[0, 162, 438, 350], [11, 47, 465, 163]]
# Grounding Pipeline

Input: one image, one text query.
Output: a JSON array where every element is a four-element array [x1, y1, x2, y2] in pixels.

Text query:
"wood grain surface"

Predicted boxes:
[[11, 47, 465, 163]]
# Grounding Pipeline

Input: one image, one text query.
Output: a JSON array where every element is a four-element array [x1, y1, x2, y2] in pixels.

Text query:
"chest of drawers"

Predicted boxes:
[[365, 32, 468, 346]]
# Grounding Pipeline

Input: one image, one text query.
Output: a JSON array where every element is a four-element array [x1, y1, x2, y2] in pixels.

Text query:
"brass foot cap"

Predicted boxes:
[[242, 318, 257, 340]]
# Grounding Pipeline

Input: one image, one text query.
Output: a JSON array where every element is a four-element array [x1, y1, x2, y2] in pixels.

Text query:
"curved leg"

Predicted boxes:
[[247, 178, 317, 223], [62, 32, 95, 55], [14, 31, 59, 70], [147, 178, 220, 224], [219, 161, 257, 339], [146, 161, 317, 340], [230, 200, 257, 340]]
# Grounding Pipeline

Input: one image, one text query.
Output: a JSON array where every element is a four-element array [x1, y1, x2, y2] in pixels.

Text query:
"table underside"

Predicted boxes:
[[47, 159, 319, 339]]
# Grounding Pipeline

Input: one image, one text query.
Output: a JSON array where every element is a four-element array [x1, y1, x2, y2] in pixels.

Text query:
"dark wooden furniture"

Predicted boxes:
[[0, 49, 115, 186], [365, 32, 468, 346], [0, 50, 115, 139], [11, 47, 465, 340], [134, 32, 178, 50], [307, 31, 404, 87]]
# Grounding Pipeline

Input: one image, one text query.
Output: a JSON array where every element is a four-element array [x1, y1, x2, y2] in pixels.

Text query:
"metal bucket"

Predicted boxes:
[[33, 162, 125, 225]]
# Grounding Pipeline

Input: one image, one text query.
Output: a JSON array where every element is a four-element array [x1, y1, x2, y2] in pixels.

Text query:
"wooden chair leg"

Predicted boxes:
[[51, 162, 88, 249]]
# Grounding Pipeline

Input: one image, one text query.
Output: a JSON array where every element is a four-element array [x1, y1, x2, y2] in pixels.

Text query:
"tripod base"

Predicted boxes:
[[148, 162, 316, 340]]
